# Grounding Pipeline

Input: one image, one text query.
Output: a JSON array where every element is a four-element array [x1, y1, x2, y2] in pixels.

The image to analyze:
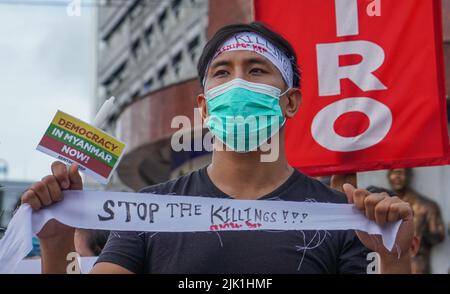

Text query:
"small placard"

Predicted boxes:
[[36, 110, 126, 184]]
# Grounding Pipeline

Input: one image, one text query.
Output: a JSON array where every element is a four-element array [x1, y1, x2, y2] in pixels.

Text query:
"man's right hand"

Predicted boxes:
[[18, 161, 130, 274], [20, 161, 83, 240]]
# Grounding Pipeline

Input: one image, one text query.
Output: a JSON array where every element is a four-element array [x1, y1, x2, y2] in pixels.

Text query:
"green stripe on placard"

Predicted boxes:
[[45, 124, 118, 168]]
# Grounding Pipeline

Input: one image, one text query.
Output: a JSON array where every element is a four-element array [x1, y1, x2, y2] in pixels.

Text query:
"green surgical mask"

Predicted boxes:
[[205, 78, 288, 152]]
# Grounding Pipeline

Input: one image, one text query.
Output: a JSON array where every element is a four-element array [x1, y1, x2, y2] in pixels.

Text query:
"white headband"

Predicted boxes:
[[203, 32, 295, 88]]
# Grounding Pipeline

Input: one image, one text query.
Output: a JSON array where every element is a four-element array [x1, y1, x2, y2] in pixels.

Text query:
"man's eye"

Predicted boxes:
[[250, 68, 267, 74], [213, 70, 228, 77]]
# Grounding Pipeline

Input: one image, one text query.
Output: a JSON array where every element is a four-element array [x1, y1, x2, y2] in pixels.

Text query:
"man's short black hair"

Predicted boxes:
[[197, 22, 301, 90], [86, 229, 110, 256]]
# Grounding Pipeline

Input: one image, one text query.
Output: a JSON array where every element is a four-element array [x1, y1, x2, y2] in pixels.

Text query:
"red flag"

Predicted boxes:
[[255, 0, 449, 175]]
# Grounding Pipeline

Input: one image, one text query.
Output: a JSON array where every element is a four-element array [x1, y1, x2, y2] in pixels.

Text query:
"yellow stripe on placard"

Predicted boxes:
[[51, 110, 125, 157]]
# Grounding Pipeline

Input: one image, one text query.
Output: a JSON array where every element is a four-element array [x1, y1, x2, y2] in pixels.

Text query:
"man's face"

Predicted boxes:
[[388, 169, 408, 191], [204, 51, 288, 120], [198, 50, 301, 155], [204, 50, 288, 98]]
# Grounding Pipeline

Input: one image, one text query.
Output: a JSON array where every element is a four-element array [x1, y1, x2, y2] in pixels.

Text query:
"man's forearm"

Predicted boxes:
[[379, 254, 412, 274], [40, 231, 76, 274]]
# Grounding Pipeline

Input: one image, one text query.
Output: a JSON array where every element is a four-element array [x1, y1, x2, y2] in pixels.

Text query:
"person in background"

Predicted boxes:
[[330, 177, 421, 273], [75, 229, 110, 257], [388, 168, 445, 274], [367, 185, 421, 273]]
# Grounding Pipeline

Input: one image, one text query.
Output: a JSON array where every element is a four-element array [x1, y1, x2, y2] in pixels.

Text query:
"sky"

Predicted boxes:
[[0, 0, 97, 182]]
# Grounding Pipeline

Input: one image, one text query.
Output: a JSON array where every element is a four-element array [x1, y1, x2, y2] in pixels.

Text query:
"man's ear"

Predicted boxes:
[[197, 94, 208, 122], [283, 88, 302, 119]]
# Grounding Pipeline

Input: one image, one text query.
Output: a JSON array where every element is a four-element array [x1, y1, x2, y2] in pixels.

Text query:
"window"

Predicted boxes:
[[105, 87, 112, 98], [99, 39, 108, 51], [144, 78, 154, 91], [172, 0, 182, 18], [108, 61, 127, 87], [131, 90, 140, 102], [158, 66, 168, 83], [144, 25, 153, 46], [102, 33, 111, 48], [172, 51, 183, 76], [132, 39, 141, 59], [187, 35, 200, 61], [106, 15, 126, 46], [158, 9, 168, 33], [129, 0, 143, 20], [102, 78, 113, 89], [102, 34, 110, 47]]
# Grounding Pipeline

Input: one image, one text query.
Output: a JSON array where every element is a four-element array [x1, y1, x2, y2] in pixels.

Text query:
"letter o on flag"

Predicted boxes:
[[311, 98, 392, 152]]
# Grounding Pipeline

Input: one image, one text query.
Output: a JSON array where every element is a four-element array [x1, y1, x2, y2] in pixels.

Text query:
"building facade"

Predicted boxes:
[[98, 0, 208, 129], [97, 0, 253, 190]]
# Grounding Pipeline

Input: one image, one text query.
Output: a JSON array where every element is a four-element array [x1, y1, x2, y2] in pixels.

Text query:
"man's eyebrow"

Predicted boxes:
[[245, 57, 272, 67], [209, 59, 232, 70], [208, 56, 273, 73]]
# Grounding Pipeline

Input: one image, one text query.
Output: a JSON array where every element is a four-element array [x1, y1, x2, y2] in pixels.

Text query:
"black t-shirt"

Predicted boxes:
[[96, 167, 370, 274]]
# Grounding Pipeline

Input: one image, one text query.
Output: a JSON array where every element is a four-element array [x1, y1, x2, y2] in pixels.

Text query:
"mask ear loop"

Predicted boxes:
[[279, 88, 292, 98], [278, 88, 293, 126]]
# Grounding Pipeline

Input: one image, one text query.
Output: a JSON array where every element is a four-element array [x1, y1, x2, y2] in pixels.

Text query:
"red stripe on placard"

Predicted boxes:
[[38, 135, 113, 178]]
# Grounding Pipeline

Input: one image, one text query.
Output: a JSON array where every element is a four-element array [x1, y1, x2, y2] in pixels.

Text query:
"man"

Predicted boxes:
[[388, 168, 445, 273], [366, 185, 421, 269], [74, 229, 110, 257], [21, 22, 414, 274]]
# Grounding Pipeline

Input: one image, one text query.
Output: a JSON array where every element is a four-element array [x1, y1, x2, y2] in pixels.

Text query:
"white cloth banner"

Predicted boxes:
[[13, 257, 97, 274], [0, 191, 402, 274]]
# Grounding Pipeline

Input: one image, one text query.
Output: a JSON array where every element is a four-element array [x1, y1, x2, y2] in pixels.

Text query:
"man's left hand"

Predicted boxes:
[[343, 183, 414, 273]]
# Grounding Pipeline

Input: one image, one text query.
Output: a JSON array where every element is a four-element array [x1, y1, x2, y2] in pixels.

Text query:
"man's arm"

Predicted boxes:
[[41, 234, 132, 274], [343, 184, 414, 274], [90, 262, 133, 274], [19, 162, 112, 274], [332, 174, 414, 274], [40, 228, 75, 274], [20, 162, 82, 274], [379, 253, 411, 274], [40, 230, 135, 274], [21, 162, 144, 274]]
